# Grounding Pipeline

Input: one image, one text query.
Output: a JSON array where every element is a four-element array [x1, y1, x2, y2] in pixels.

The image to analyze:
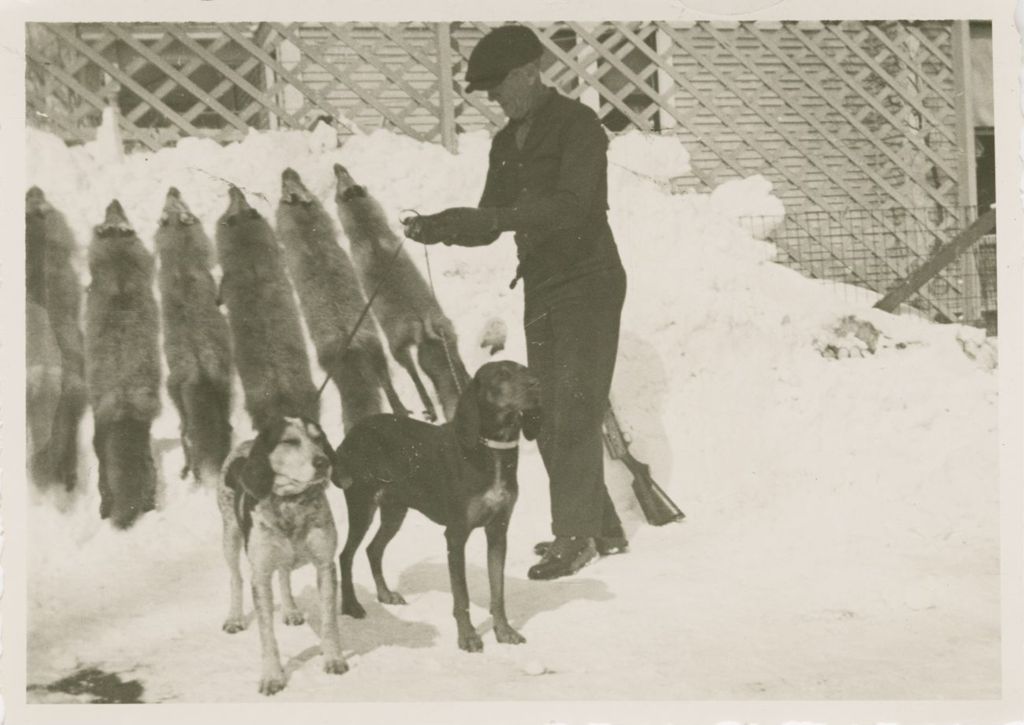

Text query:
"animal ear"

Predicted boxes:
[[241, 426, 278, 499], [224, 457, 248, 495], [454, 376, 482, 450], [521, 406, 542, 441], [305, 419, 337, 465]]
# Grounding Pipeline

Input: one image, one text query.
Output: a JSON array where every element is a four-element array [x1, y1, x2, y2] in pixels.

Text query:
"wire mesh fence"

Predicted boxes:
[[739, 205, 997, 335]]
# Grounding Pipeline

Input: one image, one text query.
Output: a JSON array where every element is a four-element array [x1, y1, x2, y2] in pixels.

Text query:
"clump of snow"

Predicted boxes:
[[708, 174, 786, 239], [23, 120, 999, 702]]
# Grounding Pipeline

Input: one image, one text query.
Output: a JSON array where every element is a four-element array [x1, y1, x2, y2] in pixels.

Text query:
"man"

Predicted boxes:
[[403, 24, 628, 580]]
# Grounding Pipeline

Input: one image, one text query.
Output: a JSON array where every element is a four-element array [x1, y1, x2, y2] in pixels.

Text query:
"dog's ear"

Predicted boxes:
[[305, 419, 337, 466], [521, 406, 542, 441], [224, 456, 248, 495], [241, 423, 281, 499], [454, 376, 482, 450]]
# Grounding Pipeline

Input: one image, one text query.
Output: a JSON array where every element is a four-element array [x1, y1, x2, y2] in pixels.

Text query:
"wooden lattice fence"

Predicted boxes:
[[25, 20, 986, 323]]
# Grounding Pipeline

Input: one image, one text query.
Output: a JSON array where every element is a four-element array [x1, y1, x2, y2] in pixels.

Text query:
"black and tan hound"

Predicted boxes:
[[333, 360, 541, 652]]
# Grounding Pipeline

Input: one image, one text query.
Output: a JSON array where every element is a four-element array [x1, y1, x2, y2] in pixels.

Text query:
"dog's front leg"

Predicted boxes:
[[221, 518, 246, 633], [445, 526, 482, 652], [485, 518, 525, 645], [278, 569, 304, 625], [252, 572, 286, 695], [316, 562, 348, 675]]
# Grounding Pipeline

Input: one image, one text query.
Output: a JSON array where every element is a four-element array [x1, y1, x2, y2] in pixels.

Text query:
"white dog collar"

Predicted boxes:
[[480, 437, 519, 450]]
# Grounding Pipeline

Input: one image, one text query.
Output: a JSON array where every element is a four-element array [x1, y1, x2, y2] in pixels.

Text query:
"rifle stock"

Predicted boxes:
[[602, 405, 685, 526]]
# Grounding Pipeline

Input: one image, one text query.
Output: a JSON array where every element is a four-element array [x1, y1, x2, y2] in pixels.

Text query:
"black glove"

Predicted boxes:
[[403, 207, 498, 245]]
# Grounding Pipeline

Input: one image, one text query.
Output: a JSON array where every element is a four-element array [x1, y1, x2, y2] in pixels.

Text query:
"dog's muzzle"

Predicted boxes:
[[272, 475, 330, 498]]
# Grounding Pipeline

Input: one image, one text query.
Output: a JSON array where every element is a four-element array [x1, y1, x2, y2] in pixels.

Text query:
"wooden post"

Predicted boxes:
[[256, 23, 279, 130], [435, 22, 458, 153], [952, 19, 981, 324], [654, 27, 676, 132], [874, 208, 996, 314]]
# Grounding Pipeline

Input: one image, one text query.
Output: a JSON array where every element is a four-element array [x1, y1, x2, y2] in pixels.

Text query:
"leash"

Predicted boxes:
[[314, 232, 408, 400], [420, 239, 465, 398]]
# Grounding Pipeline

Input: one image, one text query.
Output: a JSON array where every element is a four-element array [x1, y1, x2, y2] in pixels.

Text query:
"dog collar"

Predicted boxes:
[[480, 437, 519, 450]]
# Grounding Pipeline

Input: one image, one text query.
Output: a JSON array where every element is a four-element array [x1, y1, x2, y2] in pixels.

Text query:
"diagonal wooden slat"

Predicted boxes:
[[825, 23, 957, 146], [649, 22, 955, 316], [863, 24, 955, 106], [903, 23, 954, 74], [25, 20, 974, 319], [25, 66, 99, 143], [107, 28, 200, 124], [26, 45, 163, 150], [322, 24, 441, 116], [522, 22, 656, 131], [702, 22, 962, 293], [745, 24, 959, 221], [448, 24, 514, 127], [557, 25, 876, 286], [569, 23, 681, 122], [65, 30, 158, 125], [163, 25, 303, 128], [45, 24, 205, 137], [784, 23, 957, 179], [269, 22, 424, 139], [102, 24, 250, 133], [171, 33, 267, 123], [379, 23, 440, 74], [52, 24, 117, 85], [220, 23, 360, 133]]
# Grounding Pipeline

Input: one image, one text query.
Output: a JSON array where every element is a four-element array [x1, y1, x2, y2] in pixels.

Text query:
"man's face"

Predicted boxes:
[[486, 64, 536, 120]]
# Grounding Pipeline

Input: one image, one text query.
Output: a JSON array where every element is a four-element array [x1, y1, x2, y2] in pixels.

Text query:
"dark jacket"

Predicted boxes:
[[460, 88, 623, 297]]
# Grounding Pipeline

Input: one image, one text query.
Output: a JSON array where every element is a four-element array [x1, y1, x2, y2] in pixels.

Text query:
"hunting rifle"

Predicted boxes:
[[602, 404, 685, 526]]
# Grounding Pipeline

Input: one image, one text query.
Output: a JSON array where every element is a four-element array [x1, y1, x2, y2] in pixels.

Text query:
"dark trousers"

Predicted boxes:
[[524, 265, 626, 538]]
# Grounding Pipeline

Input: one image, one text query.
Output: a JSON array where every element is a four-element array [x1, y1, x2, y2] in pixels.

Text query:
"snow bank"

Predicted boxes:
[[24, 120, 999, 702]]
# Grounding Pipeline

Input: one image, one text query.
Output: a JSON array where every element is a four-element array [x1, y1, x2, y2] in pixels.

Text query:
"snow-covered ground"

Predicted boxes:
[[24, 116, 1000, 702]]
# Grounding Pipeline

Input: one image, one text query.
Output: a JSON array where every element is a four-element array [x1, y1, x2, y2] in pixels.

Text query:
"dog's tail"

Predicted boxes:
[[182, 374, 233, 486], [94, 417, 157, 529]]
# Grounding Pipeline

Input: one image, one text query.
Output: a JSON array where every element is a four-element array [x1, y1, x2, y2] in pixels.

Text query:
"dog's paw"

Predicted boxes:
[[258, 674, 286, 696], [342, 600, 366, 619], [458, 631, 484, 653], [222, 616, 246, 634], [323, 657, 349, 675], [377, 590, 407, 606], [494, 623, 526, 645], [282, 610, 305, 626]]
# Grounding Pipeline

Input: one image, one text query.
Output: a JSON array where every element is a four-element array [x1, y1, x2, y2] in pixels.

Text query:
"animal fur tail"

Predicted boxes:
[[26, 187, 87, 491], [179, 374, 232, 485], [95, 418, 157, 529]]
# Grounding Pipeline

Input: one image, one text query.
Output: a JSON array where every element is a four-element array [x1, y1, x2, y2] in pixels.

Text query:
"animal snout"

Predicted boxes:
[[519, 372, 541, 404]]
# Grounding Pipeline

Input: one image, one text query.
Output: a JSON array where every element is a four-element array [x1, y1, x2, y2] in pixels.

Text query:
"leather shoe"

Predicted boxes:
[[534, 534, 628, 558], [527, 536, 598, 580]]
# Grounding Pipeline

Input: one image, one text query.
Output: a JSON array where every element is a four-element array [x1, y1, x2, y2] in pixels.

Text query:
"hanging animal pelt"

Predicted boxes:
[[85, 200, 162, 528], [155, 187, 233, 485], [215, 185, 318, 430], [25, 187, 87, 493], [333, 164, 470, 422], [275, 168, 408, 432]]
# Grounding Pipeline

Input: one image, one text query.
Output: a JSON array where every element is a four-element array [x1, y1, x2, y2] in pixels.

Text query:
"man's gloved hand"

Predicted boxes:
[[402, 207, 498, 245]]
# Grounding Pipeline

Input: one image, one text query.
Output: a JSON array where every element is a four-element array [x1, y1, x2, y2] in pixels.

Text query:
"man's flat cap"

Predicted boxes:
[[465, 24, 544, 93]]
